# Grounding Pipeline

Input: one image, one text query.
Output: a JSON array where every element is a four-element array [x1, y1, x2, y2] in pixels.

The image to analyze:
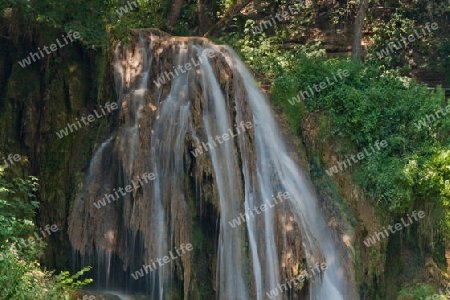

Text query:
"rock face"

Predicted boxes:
[[68, 29, 355, 299], [0, 14, 114, 271]]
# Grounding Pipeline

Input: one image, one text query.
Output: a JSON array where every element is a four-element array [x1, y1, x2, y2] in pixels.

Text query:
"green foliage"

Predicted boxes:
[[216, 21, 327, 130], [428, 150, 450, 244], [267, 53, 449, 217], [0, 248, 63, 300], [390, 0, 450, 23], [56, 266, 93, 291], [0, 0, 171, 49], [225, 29, 433, 215], [0, 167, 38, 246], [0, 246, 93, 299], [366, 9, 448, 75], [0, 168, 93, 299], [397, 283, 439, 300], [219, 0, 237, 11], [113, 0, 170, 44], [0, 0, 116, 49], [328, 0, 358, 25], [216, 20, 325, 79], [271, 75, 305, 130], [215, 21, 286, 78], [173, 0, 198, 36], [226, 19, 447, 223], [366, 12, 416, 73]]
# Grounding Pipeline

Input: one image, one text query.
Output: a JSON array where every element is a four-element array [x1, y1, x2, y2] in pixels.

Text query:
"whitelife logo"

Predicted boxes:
[[56, 102, 118, 139], [130, 243, 193, 280], [252, 3, 303, 34], [153, 49, 215, 88], [93, 172, 156, 209], [228, 192, 290, 228], [425, 283, 450, 299], [1, 153, 21, 168], [413, 104, 450, 130], [266, 262, 327, 298], [377, 22, 439, 59], [116, 0, 156, 18], [288, 69, 349, 105], [18, 32, 80, 68], [190, 121, 253, 158], [325, 140, 388, 176], [363, 211, 426, 247], [0, 224, 59, 261]]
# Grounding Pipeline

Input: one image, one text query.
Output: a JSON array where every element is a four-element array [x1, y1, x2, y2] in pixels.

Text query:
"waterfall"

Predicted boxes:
[[68, 29, 353, 299], [224, 46, 347, 299]]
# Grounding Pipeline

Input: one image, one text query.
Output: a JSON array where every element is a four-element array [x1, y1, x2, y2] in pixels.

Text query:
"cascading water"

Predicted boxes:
[[68, 29, 354, 299], [225, 47, 348, 299]]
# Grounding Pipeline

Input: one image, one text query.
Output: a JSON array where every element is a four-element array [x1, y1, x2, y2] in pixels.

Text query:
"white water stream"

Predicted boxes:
[[72, 32, 349, 299]]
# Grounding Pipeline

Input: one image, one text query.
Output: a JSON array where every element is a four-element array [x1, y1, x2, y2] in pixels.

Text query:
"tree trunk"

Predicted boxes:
[[198, 0, 218, 35], [351, 0, 369, 60], [167, 0, 184, 28]]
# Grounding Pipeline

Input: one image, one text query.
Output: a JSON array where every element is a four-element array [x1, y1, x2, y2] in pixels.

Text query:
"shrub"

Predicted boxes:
[[397, 283, 440, 300], [0, 167, 92, 299]]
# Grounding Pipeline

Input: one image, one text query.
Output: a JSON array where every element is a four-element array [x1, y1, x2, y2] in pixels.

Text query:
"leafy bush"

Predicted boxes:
[[366, 12, 416, 73], [366, 9, 448, 76], [269, 55, 449, 217], [0, 246, 92, 299], [397, 283, 440, 300], [215, 20, 326, 79], [0, 167, 39, 247], [0, 167, 93, 299]]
